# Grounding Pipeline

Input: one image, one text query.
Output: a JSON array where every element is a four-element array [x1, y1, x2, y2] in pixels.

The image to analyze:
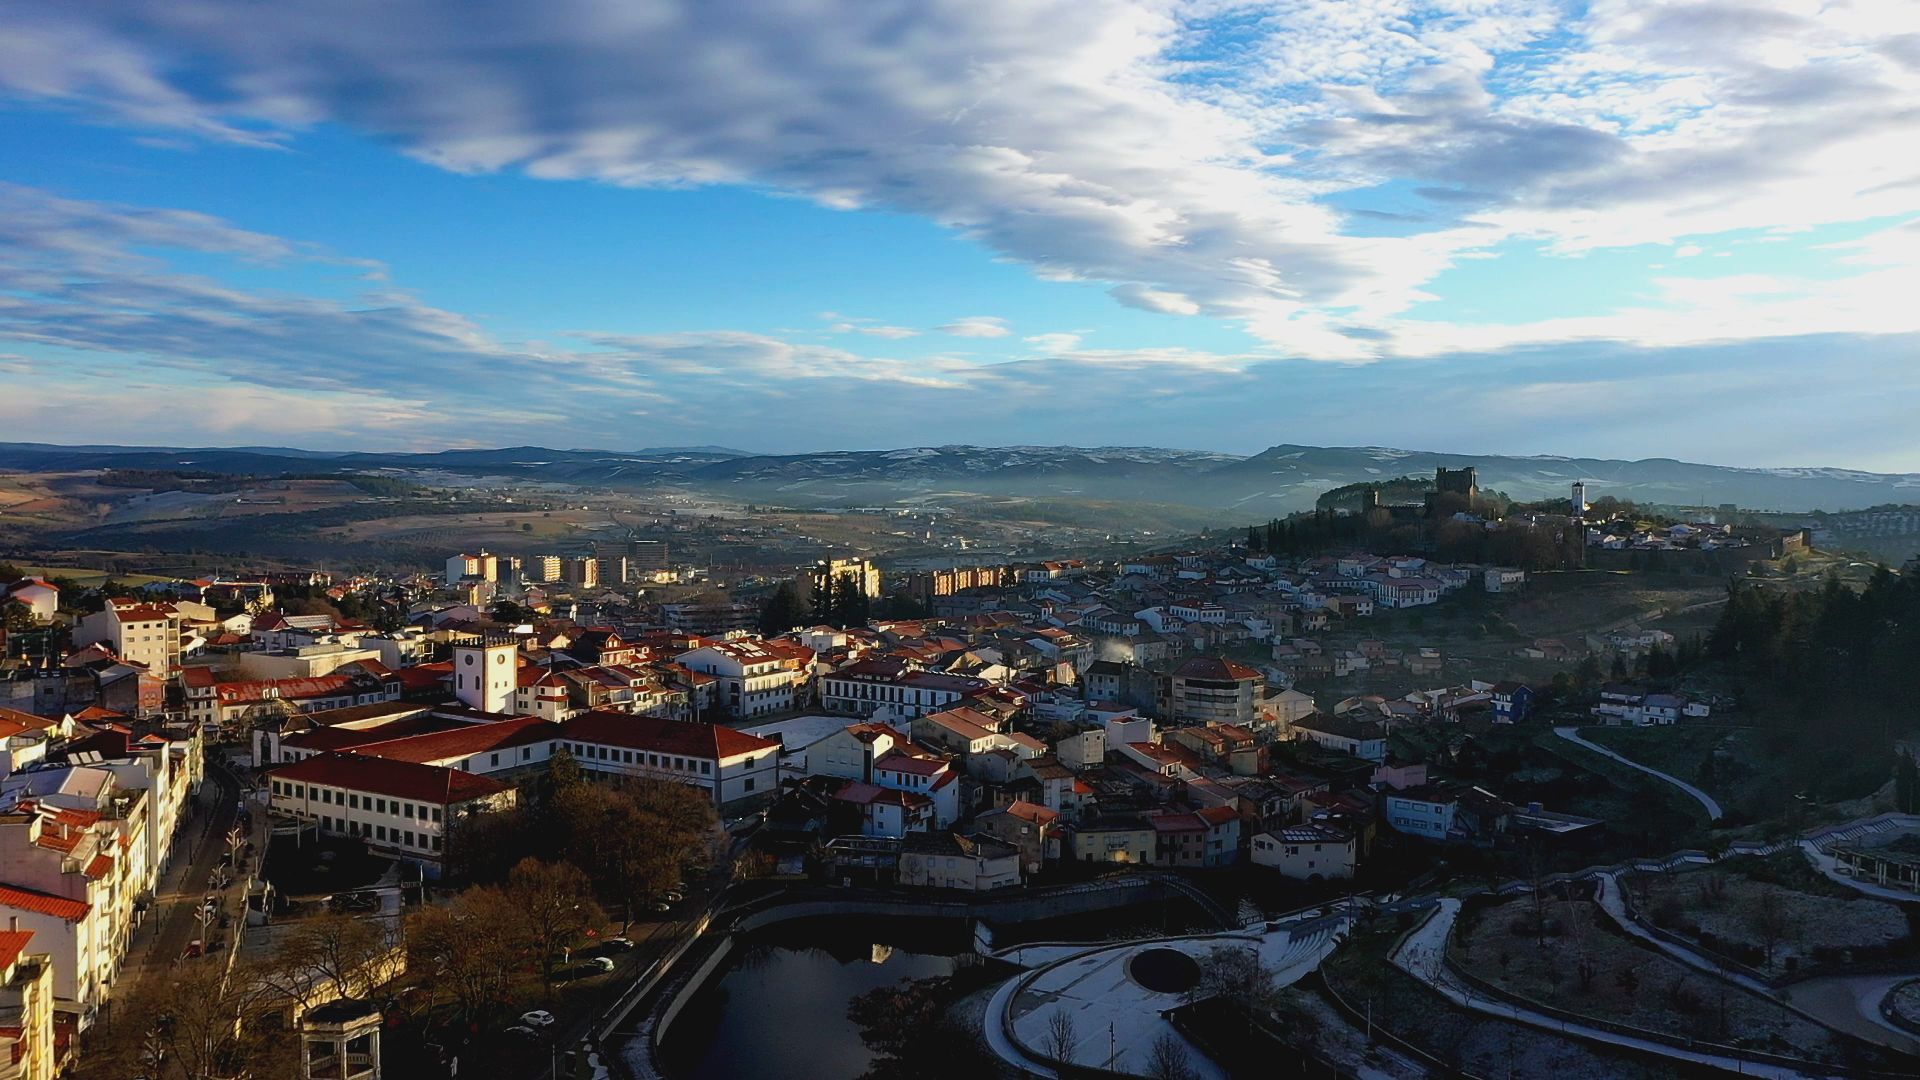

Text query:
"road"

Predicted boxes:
[[87, 752, 252, 1065], [1779, 974, 1920, 1056], [1552, 725, 1724, 821], [510, 826, 746, 1080]]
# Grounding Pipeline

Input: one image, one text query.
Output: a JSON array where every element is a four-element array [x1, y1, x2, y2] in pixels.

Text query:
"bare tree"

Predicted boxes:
[[505, 857, 602, 989], [407, 886, 522, 1023], [265, 910, 393, 1011], [1148, 1031, 1196, 1080], [1043, 1008, 1078, 1064], [1748, 887, 1799, 967]]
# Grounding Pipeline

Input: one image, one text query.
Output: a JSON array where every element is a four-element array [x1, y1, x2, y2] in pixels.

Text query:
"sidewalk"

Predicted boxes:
[[1553, 726, 1724, 821], [1389, 899, 1824, 1080]]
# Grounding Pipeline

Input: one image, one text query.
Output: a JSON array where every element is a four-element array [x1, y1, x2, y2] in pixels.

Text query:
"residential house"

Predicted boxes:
[[1250, 823, 1356, 881], [897, 831, 1021, 891]]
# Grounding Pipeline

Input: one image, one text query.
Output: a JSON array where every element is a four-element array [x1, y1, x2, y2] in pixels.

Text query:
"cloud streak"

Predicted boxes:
[[4, 0, 1908, 360]]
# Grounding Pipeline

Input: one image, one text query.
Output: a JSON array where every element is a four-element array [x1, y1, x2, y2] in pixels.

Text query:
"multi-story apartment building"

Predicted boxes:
[[1168, 656, 1263, 727], [675, 640, 809, 719], [72, 600, 182, 679]]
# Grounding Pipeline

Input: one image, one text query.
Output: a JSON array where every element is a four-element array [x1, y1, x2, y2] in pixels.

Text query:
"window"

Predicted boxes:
[[521, 747, 531, 761], [490, 753, 500, 767], [404, 831, 415, 847], [404, 803, 415, 819], [743, 778, 754, 792], [431, 807, 443, 823], [349, 793, 360, 809], [376, 825, 387, 841], [700, 761, 711, 776]]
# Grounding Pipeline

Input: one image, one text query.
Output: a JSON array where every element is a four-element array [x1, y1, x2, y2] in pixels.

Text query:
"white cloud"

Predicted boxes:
[[0, 0, 1917, 366], [1024, 332, 1083, 354], [938, 316, 1011, 338]]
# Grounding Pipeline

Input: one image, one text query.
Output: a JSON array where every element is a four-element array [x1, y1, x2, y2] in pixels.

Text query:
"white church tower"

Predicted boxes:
[[452, 635, 519, 714]]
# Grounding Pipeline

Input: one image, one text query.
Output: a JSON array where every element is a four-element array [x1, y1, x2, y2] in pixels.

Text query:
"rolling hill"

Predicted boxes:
[[1, 441, 1915, 514]]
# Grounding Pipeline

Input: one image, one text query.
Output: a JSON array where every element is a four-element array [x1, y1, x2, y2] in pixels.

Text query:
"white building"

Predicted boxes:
[[676, 641, 805, 719], [267, 752, 515, 876], [557, 710, 779, 805], [898, 832, 1020, 891], [73, 600, 181, 677], [451, 638, 519, 714], [1, 579, 58, 622], [444, 552, 498, 588], [1250, 823, 1356, 880]]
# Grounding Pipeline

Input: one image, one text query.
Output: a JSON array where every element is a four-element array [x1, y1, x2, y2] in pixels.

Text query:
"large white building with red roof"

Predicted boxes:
[[557, 710, 779, 806], [266, 752, 517, 874]]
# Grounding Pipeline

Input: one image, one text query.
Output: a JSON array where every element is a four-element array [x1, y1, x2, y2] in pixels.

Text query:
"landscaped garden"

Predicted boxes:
[[1623, 852, 1913, 978], [1448, 894, 1857, 1064]]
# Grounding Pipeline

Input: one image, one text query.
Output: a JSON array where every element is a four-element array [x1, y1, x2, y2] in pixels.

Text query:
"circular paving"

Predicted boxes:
[[1127, 946, 1201, 994]]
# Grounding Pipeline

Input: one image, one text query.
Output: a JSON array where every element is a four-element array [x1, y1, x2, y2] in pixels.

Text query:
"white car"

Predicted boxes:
[[518, 1010, 556, 1029]]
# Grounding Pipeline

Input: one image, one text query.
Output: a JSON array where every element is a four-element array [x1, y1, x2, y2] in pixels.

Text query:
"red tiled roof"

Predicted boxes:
[[874, 750, 949, 776], [0, 930, 33, 972], [271, 752, 511, 805], [353, 716, 559, 765], [560, 710, 776, 760], [0, 708, 55, 732], [84, 854, 113, 879], [0, 883, 89, 922], [1173, 656, 1262, 682], [999, 800, 1059, 825], [281, 715, 468, 754]]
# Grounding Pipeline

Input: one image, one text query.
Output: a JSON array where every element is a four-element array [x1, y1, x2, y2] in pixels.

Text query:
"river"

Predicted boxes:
[[655, 917, 972, 1080]]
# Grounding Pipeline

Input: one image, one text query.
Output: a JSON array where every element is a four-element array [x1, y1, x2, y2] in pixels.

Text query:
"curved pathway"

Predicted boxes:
[[1553, 726, 1723, 821], [1392, 899, 1823, 1080], [1780, 974, 1920, 1056]]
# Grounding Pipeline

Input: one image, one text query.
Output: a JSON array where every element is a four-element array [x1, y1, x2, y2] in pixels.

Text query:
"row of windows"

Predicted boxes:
[[562, 741, 713, 776], [322, 816, 443, 851], [271, 780, 444, 822]]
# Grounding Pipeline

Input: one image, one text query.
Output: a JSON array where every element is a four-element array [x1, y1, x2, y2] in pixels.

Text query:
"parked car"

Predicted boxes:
[[518, 1010, 556, 1029], [582, 956, 615, 973], [662, 890, 684, 903], [182, 940, 203, 959], [503, 1025, 541, 1042], [602, 937, 636, 950]]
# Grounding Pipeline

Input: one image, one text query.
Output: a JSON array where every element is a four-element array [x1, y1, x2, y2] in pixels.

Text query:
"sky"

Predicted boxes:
[[2, 1, 1918, 469]]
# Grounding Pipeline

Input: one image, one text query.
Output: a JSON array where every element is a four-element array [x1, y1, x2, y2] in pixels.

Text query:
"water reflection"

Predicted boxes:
[[657, 918, 967, 1080]]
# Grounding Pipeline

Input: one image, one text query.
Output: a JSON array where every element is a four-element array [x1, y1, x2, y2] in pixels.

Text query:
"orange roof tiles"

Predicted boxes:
[[0, 884, 89, 922]]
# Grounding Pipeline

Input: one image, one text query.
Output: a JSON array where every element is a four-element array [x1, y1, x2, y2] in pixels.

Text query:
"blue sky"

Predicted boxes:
[[1, 1, 1917, 469]]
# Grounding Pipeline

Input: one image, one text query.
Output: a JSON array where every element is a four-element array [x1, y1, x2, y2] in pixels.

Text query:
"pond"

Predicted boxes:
[[655, 917, 972, 1080]]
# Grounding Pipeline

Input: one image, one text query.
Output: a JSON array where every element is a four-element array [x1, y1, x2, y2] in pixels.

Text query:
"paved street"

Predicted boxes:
[[90, 752, 256, 1058]]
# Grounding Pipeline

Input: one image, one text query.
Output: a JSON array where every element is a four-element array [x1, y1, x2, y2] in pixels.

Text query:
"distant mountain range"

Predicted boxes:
[[2, 441, 1915, 515]]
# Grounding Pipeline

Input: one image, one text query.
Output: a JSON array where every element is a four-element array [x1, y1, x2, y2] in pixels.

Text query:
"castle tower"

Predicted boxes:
[[452, 635, 519, 713], [1571, 481, 1588, 521]]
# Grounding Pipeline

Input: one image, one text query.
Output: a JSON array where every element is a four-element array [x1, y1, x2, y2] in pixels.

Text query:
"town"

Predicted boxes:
[[2, 464, 1917, 1080]]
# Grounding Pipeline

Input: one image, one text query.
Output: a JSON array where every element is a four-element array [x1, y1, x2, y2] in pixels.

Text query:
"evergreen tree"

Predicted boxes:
[[759, 582, 807, 635], [1897, 750, 1918, 815]]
